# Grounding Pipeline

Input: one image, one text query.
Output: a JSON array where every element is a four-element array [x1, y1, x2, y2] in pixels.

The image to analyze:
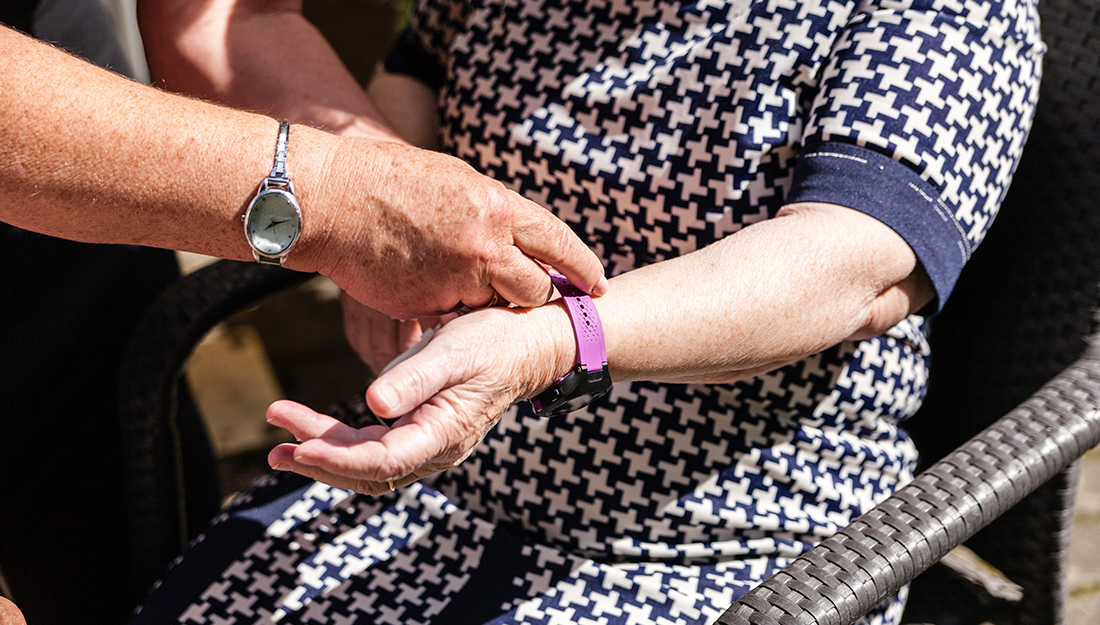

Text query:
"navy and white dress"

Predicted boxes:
[[133, 1, 1043, 623]]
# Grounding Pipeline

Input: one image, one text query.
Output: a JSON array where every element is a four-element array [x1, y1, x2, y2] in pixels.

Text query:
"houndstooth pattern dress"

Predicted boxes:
[[131, 1, 1043, 623]]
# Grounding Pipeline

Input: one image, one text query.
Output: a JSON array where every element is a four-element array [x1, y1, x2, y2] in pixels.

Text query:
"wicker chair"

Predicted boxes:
[[117, 262, 310, 602], [117, 0, 1100, 620]]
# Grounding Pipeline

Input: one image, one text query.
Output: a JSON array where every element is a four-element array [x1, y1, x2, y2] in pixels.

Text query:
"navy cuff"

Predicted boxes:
[[383, 27, 446, 92], [788, 141, 971, 314]]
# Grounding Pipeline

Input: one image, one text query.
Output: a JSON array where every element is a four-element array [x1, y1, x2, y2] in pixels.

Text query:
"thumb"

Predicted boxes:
[[367, 348, 454, 419]]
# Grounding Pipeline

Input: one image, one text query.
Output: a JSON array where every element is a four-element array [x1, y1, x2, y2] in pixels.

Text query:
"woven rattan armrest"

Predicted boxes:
[[716, 340, 1100, 625]]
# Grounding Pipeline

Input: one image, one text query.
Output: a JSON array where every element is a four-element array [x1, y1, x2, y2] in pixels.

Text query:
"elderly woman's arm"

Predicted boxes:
[[565, 203, 932, 385], [263, 0, 1040, 493], [137, 0, 397, 141], [265, 201, 932, 493]]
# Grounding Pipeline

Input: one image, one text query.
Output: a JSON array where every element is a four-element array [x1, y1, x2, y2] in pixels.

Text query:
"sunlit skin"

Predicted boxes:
[[0, 24, 607, 321], [266, 200, 933, 494]]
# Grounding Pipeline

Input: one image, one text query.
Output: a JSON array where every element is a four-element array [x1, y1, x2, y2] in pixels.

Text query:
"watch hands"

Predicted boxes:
[[264, 218, 290, 232]]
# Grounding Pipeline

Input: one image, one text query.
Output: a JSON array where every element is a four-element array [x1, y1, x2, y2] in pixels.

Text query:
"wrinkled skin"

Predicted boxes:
[[306, 138, 604, 319], [268, 303, 571, 494], [267, 203, 934, 495]]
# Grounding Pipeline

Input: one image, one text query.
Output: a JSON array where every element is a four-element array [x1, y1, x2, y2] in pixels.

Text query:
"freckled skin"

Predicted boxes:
[[0, 26, 606, 322]]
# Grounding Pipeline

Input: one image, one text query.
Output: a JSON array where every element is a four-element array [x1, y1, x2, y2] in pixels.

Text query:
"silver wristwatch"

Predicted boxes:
[[242, 121, 302, 265]]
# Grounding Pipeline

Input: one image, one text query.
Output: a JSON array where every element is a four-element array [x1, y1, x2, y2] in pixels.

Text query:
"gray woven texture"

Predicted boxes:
[[717, 354, 1100, 625]]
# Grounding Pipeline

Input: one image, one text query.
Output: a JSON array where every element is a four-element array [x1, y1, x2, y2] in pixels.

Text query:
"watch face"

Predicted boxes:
[[245, 188, 301, 257]]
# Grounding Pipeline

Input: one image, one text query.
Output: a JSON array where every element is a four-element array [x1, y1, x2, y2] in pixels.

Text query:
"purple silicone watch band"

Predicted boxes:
[[549, 273, 607, 372]]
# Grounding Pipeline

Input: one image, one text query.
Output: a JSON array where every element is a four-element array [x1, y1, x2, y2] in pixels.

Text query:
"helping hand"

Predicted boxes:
[[307, 140, 607, 320]]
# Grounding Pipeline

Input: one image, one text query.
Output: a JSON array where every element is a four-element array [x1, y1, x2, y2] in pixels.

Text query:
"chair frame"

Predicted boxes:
[[716, 350, 1100, 625]]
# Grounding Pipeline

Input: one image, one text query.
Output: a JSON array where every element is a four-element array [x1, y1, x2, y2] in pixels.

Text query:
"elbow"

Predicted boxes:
[[847, 263, 934, 340]]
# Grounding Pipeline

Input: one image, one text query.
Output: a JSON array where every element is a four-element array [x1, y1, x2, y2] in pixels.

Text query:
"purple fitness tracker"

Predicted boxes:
[[530, 273, 612, 417]]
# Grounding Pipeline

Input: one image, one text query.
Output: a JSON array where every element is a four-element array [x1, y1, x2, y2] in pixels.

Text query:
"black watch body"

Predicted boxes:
[[531, 362, 612, 418]]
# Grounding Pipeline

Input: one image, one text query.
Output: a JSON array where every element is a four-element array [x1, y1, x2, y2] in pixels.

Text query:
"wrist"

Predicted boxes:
[[526, 275, 612, 416], [518, 301, 579, 397], [271, 124, 346, 276]]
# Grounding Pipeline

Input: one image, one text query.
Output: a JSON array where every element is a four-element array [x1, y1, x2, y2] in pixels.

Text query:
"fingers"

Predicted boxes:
[[398, 317, 424, 351], [267, 365, 457, 481], [483, 249, 554, 308], [296, 418, 447, 476], [264, 312, 517, 497], [341, 292, 423, 374], [461, 288, 510, 310], [506, 200, 608, 299], [268, 405, 456, 485], [339, 292, 372, 363], [267, 400, 438, 483], [266, 400, 361, 443], [269, 444, 425, 496], [367, 346, 455, 419], [268, 444, 390, 495]]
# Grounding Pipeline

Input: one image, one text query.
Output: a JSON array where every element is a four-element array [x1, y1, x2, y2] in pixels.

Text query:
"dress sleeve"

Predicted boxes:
[[382, 0, 470, 90], [787, 0, 1044, 312]]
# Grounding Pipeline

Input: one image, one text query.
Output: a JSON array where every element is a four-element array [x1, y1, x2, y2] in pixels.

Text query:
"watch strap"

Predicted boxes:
[[270, 121, 290, 180], [549, 273, 607, 372], [253, 252, 285, 266]]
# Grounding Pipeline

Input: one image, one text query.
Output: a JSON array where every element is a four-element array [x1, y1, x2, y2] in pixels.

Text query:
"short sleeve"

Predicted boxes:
[[383, 0, 470, 89], [789, 0, 1045, 312], [383, 28, 447, 90]]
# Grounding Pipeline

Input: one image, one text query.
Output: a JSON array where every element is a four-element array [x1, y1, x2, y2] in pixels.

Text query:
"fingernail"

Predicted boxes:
[[592, 276, 609, 297], [271, 462, 289, 471], [374, 383, 400, 415]]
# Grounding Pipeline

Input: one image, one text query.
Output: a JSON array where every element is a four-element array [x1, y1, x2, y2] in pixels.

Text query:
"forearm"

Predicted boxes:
[[0, 26, 338, 267], [367, 66, 441, 150], [323, 202, 931, 485], [533, 203, 934, 386], [137, 0, 399, 141]]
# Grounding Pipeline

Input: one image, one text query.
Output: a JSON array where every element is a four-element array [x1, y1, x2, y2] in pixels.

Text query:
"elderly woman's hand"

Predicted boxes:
[[265, 304, 576, 494], [266, 203, 937, 494]]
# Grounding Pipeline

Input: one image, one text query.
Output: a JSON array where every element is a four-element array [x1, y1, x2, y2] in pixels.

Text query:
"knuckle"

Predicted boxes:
[[461, 175, 507, 219], [542, 223, 576, 266], [403, 365, 442, 402]]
